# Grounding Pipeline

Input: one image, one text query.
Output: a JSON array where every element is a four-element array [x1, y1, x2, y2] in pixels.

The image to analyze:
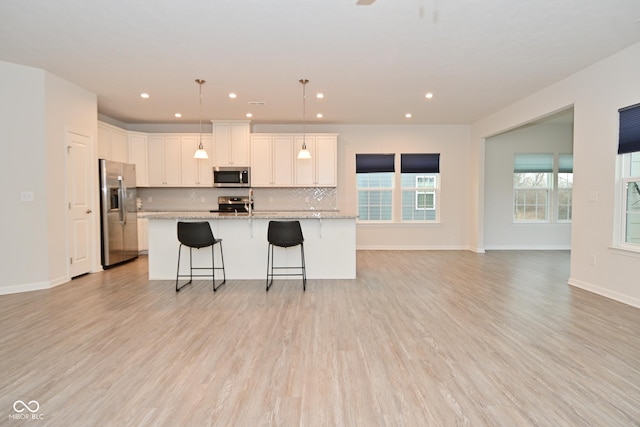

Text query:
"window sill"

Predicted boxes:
[[357, 221, 442, 226], [512, 222, 572, 226], [609, 245, 640, 258]]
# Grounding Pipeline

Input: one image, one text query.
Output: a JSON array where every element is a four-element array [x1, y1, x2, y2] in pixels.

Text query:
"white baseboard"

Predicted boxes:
[[356, 245, 470, 251], [484, 245, 571, 250], [568, 277, 640, 309], [0, 275, 71, 296]]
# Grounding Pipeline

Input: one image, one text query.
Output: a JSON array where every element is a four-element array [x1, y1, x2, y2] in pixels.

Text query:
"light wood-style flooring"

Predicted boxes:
[[1, 250, 639, 426]]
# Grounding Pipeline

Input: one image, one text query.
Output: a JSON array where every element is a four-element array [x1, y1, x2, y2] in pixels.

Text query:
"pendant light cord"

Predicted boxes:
[[300, 79, 309, 149], [197, 79, 205, 150]]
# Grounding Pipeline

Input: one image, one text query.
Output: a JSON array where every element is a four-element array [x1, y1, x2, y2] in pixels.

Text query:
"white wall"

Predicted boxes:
[[45, 72, 99, 281], [254, 123, 472, 250], [0, 60, 97, 294], [0, 62, 49, 291], [471, 41, 640, 307], [484, 123, 573, 249]]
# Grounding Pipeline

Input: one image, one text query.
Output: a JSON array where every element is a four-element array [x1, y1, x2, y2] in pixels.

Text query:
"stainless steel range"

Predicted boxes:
[[213, 196, 253, 214]]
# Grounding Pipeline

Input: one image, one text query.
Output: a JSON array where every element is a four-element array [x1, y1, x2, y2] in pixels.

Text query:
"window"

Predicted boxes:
[[356, 154, 394, 221], [620, 152, 640, 245], [356, 153, 440, 222], [513, 154, 553, 222], [557, 154, 574, 222], [513, 153, 573, 222], [401, 154, 440, 222], [618, 103, 640, 248]]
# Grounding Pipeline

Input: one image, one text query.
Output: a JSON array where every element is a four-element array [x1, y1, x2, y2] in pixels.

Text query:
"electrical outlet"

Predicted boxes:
[[20, 191, 34, 202], [147, 196, 152, 203], [269, 197, 273, 203], [201, 197, 205, 203]]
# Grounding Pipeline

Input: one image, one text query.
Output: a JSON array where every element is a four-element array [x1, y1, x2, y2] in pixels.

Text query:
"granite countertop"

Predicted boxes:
[[140, 210, 357, 220]]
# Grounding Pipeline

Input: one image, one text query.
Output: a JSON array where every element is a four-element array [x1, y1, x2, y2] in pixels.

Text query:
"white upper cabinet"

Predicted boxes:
[[128, 132, 148, 187], [97, 124, 110, 159], [98, 122, 129, 163], [181, 135, 213, 187], [99, 124, 336, 189], [250, 134, 294, 187], [148, 135, 182, 186], [212, 121, 250, 166], [249, 135, 272, 187], [273, 136, 295, 186], [294, 134, 338, 187]]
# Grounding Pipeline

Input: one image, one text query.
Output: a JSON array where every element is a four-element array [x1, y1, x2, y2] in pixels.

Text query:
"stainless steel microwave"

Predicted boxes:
[[213, 166, 251, 187]]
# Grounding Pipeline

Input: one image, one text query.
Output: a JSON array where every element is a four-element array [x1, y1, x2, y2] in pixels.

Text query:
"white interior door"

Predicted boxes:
[[67, 131, 93, 277]]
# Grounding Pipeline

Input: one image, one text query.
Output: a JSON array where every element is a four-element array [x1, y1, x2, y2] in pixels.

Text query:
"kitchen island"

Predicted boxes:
[[142, 211, 357, 280]]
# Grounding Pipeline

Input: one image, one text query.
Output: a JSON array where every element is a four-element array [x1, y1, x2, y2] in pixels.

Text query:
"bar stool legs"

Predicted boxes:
[[175, 221, 226, 292], [265, 220, 306, 292]]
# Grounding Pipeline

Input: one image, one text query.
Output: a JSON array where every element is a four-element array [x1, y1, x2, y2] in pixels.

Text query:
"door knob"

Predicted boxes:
[[86, 209, 92, 214]]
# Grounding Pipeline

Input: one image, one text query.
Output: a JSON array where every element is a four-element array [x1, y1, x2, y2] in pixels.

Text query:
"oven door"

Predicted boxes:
[[213, 167, 250, 187]]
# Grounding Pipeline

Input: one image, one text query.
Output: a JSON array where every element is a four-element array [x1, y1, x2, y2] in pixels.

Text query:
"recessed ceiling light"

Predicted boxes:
[[316, 93, 324, 99], [425, 92, 434, 99], [174, 113, 182, 118], [316, 113, 323, 119], [246, 113, 253, 118], [229, 93, 237, 99], [405, 113, 412, 118], [140, 93, 150, 99]]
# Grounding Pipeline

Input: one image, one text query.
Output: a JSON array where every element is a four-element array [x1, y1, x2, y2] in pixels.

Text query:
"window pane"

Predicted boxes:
[[626, 213, 640, 244], [401, 173, 437, 188], [558, 172, 573, 189], [514, 189, 549, 221], [558, 205, 572, 221], [514, 172, 551, 188], [400, 173, 438, 222], [626, 180, 640, 243], [368, 191, 381, 205], [357, 172, 393, 222], [632, 152, 640, 177]]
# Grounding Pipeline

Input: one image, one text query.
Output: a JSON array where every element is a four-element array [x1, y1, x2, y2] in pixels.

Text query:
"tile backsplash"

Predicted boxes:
[[137, 187, 337, 212]]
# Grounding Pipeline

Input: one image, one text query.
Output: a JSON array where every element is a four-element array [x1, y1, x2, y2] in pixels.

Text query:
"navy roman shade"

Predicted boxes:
[[355, 154, 395, 173], [401, 153, 440, 173], [619, 103, 640, 154]]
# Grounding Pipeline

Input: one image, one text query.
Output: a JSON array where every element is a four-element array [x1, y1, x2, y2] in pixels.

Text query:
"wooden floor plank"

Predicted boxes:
[[1, 250, 639, 426]]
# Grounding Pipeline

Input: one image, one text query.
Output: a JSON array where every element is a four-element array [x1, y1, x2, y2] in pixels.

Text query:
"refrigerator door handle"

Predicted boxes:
[[118, 176, 126, 225]]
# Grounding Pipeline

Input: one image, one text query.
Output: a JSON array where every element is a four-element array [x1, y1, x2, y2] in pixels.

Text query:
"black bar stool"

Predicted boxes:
[[266, 220, 306, 291], [175, 221, 226, 292]]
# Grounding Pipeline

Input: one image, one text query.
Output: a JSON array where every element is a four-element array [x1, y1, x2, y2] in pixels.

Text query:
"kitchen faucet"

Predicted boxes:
[[245, 188, 253, 216]]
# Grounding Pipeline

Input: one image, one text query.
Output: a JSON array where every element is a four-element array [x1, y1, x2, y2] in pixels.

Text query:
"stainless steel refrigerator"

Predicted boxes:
[[99, 159, 139, 268]]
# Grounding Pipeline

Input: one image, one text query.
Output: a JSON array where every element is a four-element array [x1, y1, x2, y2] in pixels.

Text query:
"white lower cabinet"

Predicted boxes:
[[137, 216, 148, 253]]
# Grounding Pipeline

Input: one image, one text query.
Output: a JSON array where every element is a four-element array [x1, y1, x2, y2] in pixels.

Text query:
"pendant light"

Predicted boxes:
[[193, 78, 209, 159], [297, 78, 312, 160]]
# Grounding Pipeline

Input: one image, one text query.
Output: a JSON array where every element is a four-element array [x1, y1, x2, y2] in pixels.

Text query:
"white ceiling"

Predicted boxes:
[[1, 0, 639, 126]]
